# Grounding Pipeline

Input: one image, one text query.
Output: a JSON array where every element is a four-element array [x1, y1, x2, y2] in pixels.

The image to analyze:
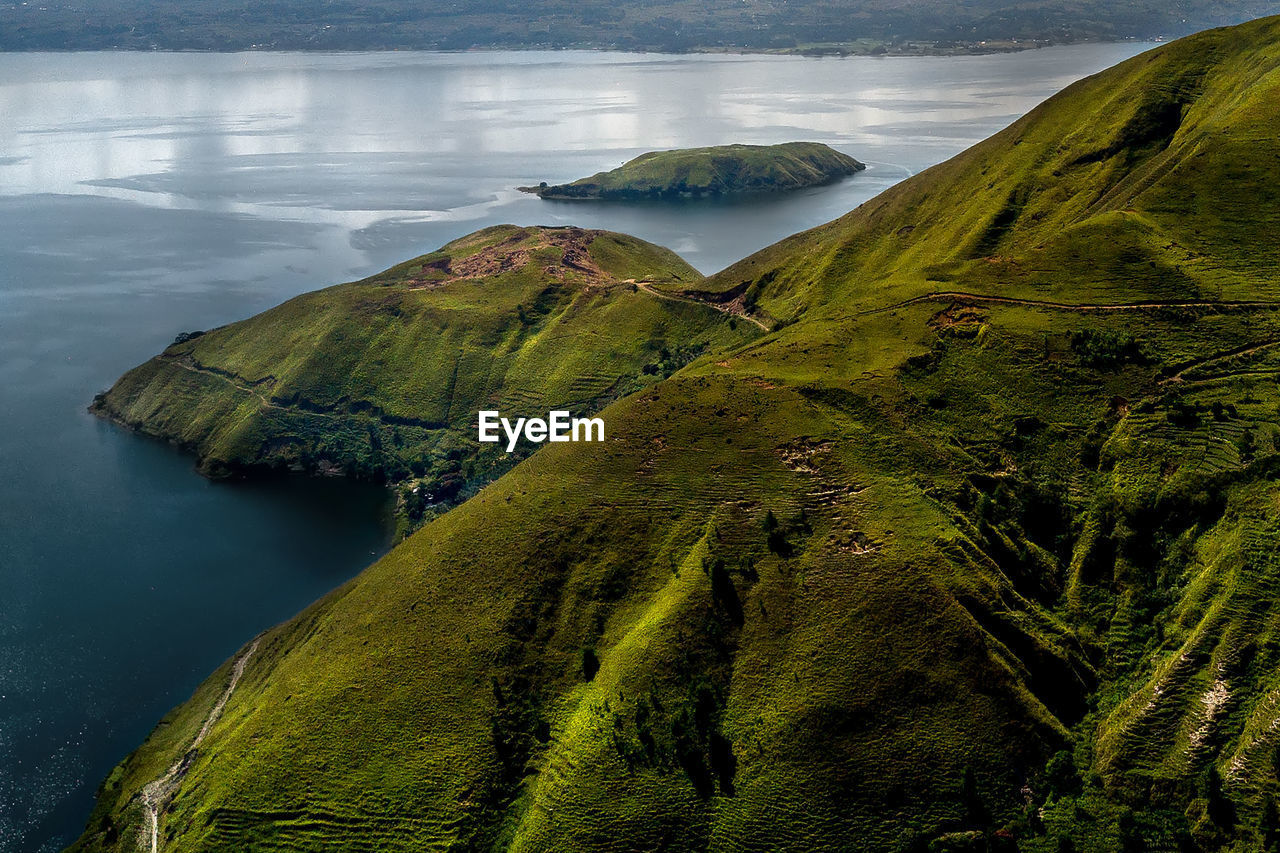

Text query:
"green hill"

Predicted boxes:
[[71, 16, 1280, 853], [521, 143, 865, 201], [91, 225, 755, 534]]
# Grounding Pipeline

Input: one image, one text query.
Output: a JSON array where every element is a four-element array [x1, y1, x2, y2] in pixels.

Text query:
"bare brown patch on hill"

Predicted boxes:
[[929, 304, 989, 338], [407, 227, 616, 291]]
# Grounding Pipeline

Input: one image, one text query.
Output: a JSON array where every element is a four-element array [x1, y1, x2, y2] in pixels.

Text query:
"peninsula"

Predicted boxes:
[[89, 225, 755, 537]]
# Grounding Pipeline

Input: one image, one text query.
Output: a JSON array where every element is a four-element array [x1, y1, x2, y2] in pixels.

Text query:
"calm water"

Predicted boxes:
[[0, 44, 1152, 852]]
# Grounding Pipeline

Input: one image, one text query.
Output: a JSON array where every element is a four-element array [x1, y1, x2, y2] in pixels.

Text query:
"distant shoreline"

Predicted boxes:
[[0, 36, 1166, 57]]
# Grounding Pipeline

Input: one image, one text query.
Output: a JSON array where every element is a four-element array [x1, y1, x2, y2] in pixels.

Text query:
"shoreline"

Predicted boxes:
[[0, 36, 1163, 57]]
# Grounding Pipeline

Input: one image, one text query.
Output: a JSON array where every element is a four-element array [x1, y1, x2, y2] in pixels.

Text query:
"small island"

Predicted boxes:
[[521, 141, 865, 201]]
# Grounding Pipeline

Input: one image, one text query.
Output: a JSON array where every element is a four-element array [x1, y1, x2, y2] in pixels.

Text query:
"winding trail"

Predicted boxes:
[[856, 290, 1280, 317], [639, 284, 1280, 332], [633, 281, 770, 330], [139, 638, 260, 853], [158, 356, 442, 430], [1162, 338, 1280, 384], [852, 291, 1280, 386], [163, 357, 289, 413]]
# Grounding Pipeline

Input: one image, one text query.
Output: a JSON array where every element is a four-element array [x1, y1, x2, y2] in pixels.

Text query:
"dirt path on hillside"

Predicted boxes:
[[1162, 338, 1280, 384], [634, 281, 770, 330], [139, 639, 260, 853], [858, 291, 1280, 317], [855, 291, 1280, 383], [163, 357, 289, 412], [636, 285, 1280, 333]]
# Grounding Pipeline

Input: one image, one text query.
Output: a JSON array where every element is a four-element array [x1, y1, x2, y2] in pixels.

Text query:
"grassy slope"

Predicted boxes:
[[71, 16, 1280, 853], [701, 20, 1280, 321], [93, 225, 755, 533], [529, 143, 865, 200]]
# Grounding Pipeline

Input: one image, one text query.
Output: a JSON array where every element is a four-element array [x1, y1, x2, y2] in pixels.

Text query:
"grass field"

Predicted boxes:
[[72, 16, 1280, 852]]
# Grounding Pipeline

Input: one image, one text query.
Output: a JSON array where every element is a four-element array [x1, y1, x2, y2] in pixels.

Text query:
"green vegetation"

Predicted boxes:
[[2, 0, 1275, 51], [522, 143, 864, 201], [71, 16, 1280, 853], [91, 225, 755, 536]]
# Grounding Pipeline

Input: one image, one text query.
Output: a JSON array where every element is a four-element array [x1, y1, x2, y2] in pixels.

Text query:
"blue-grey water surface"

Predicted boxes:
[[0, 44, 1152, 851]]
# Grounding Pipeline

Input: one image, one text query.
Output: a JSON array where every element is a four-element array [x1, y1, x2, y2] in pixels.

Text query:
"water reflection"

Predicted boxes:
[[0, 46, 1152, 248]]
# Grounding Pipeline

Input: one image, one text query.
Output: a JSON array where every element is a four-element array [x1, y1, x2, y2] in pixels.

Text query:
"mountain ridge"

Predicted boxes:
[[70, 15, 1280, 852]]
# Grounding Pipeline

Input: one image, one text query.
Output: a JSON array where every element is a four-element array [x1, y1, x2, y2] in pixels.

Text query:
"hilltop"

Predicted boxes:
[[71, 16, 1280, 853], [521, 143, 865, 201], [91, 225, 756, 534]]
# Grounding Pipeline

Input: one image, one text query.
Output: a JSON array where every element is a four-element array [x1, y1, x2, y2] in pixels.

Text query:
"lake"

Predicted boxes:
[[0, 43, 1152, 852]]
